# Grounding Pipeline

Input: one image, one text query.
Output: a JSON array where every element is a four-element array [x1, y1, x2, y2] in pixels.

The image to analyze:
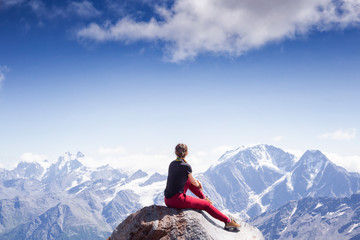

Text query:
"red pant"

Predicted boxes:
[[165, 179, 230, 223]]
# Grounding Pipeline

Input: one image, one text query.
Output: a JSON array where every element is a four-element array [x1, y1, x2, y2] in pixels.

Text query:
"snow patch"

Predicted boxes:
[[289, 203, 298, 220], [105, 175, 166, 206], [336, 211, 346, 217], [304, 156, 328, 190], [348, 223, 360, 233], [286, 172, 294, 191], [244, 175, 287, 215], [314, 202, 323, 209]]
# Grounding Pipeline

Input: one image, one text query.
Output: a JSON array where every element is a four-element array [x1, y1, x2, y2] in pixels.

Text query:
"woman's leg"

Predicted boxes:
[[183, 179, 206, 199], [183, 195, 229, 223], [165, 193, 230, 223]]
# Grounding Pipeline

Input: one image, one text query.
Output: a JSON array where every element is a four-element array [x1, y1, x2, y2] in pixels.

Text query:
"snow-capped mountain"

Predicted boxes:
[[197, 145, 360, 218], [0, 152, 167, 239], [250, 193, 360, 240], [291, 150, 360, 198], [1, 145, 359, 239], [1, 203, 111, 240]]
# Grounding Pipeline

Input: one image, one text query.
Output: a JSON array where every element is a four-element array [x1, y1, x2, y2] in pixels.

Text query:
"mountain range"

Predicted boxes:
[[198, 145, 360, 218], [0, 152, 166, 239], [0, 145, 359, 239], [250, 193, 360, 239]]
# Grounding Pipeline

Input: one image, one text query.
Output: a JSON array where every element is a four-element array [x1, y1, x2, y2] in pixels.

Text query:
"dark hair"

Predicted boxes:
[[175, 143, 188, 158]]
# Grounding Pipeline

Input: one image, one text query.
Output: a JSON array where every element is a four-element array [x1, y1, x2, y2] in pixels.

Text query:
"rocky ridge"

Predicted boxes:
[[250, 194, 360, 240], [109, 205, 264, 240]]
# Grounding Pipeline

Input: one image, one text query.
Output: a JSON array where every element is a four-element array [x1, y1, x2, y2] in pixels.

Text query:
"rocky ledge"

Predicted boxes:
[[108, 205, 264, 240]]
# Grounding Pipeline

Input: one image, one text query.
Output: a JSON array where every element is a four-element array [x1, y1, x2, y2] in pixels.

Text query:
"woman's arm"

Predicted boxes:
[[188, 173, 202, 190]]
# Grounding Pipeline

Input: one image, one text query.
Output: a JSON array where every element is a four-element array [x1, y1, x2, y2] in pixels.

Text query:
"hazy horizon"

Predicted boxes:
[[1, 144, 359, 177]]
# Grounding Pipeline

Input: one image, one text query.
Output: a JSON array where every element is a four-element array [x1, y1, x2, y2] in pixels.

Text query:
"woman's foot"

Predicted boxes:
[[224, 219, 241, 230]]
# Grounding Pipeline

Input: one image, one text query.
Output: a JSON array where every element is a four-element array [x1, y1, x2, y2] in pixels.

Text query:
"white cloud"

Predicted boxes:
[[188, 145, 234, 172], [69, 1, 101, 18], [273, 136, 284, 142], [325, 152, 360, 173], [284, 148, 306, 162], [0, 65, 9, 87], [0, 0, 25, 8], [89, 145, 235, 174], [27, 0, 100, 19], [210, 145, 234, 156], [144, 147, 153, 151], [77, 0, 360, 62], [90, 146, 171, 174], [28, 0, 60, 19], [97, 146, 127, 155], [20, 152, 48, 162], [319, 128, 357, 140]]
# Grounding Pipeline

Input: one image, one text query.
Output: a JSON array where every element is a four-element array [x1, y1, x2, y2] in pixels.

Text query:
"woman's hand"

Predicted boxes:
[[197, 180, 203, 190]]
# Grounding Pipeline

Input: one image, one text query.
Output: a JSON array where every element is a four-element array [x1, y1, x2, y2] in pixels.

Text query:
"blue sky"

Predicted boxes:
[[0, 0, 359, 173]]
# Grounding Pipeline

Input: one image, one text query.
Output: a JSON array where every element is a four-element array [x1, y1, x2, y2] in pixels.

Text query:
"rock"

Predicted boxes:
[[108, 205, 264, 240]]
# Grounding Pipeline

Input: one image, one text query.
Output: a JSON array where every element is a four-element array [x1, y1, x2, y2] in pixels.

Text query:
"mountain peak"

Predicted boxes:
[[216, 144, 294, 172], [302, 149, 326, 157], [56, 152, 84, 170], [58, 152, 78, 162], [291, 150, 333, 192], [14, 161, 45, 180], [76, 151, 85, 158], [297, 150, 329, 171], [125, 169, 148, 183], [41, 152, 85, 183]]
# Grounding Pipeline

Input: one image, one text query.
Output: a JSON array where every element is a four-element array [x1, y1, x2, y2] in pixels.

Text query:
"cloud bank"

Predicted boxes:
[[320, 128, 357, 140], [86, 145, 235, 174], [20, 152, 48, 163], [273, 136, 284, 142], [77, 0, 360, 62], [325, 152, 360, 173]]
